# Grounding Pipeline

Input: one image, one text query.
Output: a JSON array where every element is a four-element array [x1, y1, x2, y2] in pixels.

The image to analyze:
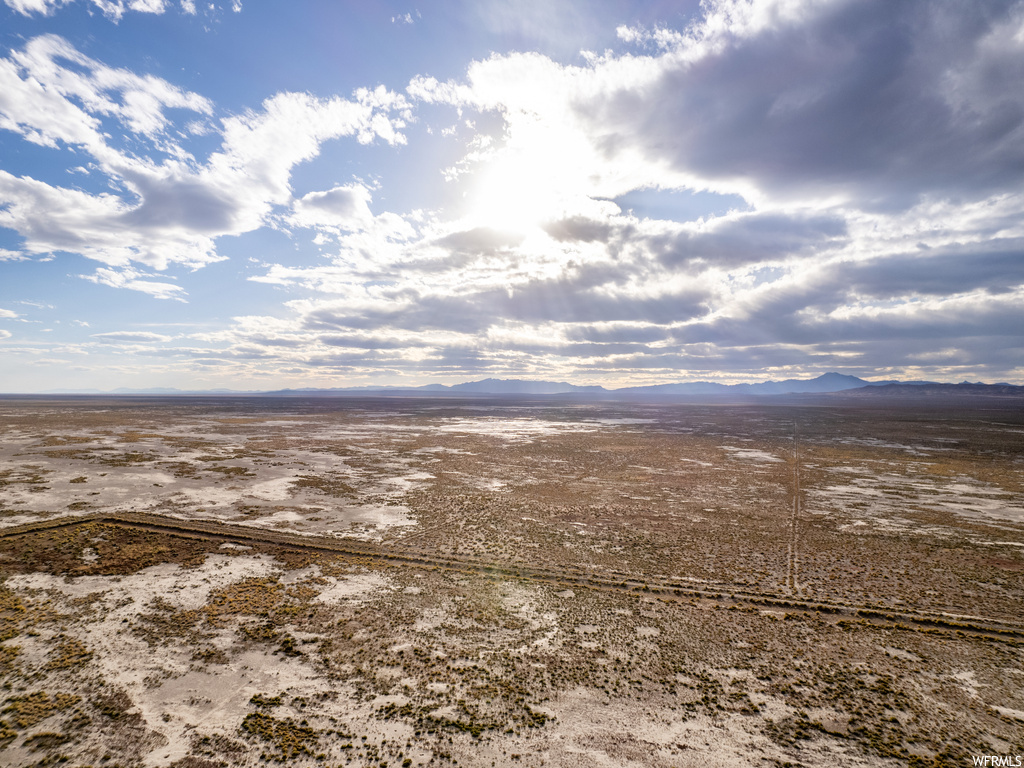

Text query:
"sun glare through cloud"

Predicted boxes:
[[463, 115, 601, 234], [0, 0, 1022, 393], [2, 5, 1024, 768]]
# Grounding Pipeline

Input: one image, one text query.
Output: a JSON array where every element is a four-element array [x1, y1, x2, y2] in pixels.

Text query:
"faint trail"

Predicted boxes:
[[787, 423, 801, 594], [2, 511, 1023, 641]]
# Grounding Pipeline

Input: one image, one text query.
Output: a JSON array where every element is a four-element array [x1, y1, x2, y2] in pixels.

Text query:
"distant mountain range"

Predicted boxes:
[[257, 372, 897, 397], [27, 373, 1023, 398]]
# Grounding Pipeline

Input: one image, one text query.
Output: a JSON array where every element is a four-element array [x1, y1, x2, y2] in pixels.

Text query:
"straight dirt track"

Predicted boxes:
[[4, 511, 1022, 643]]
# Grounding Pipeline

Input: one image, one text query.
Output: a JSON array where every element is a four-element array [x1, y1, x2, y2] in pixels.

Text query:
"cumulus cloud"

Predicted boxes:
[[600, 0, 1024, 208], [0, 36, 411, 288], [4, 1, 1024, 384], [0, 309, 18, 318], [413, 0, 1024, 213], [0, 34, 210, 151], [290, 185, 375, 231], [341, 0, 1022, 380], [234, 165, 1023, 379]]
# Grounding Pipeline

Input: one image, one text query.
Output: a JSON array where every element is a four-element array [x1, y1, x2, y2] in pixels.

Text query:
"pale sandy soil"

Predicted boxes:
[[0, 397, 1022, 766], [1, 549, 922, 768]]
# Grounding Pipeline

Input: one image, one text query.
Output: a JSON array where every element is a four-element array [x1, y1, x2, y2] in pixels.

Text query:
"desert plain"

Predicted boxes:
[[0, 395, 1022, 767]]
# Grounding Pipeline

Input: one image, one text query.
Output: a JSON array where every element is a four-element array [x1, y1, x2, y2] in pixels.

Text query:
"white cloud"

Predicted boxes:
[[4, 0, 69, 15], [0, 36, 411, 283], [1, 0, 250, 19], [0, 309, 18, 318], [128, 0, 166, 13], [0, 329, 11, 340], [226, 177, 1024, 381], [3, 2, 1023, 384], [413, 0, 1024, 215], [3, 0, 167, 19], [311, 0, 1015, 381], [91, 331, 173, 341], [0, 170, 223, 270], [291, 184, 375, 231], [82, 267, 187, 300], [1, 33, 214, 145]]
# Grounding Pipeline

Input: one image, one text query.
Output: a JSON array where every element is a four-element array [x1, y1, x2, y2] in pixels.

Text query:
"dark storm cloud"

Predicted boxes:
[[592, 0, 1024, 208]]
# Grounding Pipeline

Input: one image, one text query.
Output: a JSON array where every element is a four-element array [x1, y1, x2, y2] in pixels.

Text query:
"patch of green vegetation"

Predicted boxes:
[[0, 644, 20, 676], [2, 691, 80, 729], [0, 466, 50, 489], [160, 461, 201, 479], [276, 635, 302, 657], [189, 731, 245, 759], [45, 638, 92, 670], [0, 585, 26, 642], [134, 596, 211, 652], [168, 757, 226, 768], [204, 577, 287, 624], [207, 466, 254, 477], [191, 645, 229, 664], [291, 474, 357, 497], [249, 694, 283, 709], [240, 711, 319, 761], [240, 621, 280, 643], [0, 522, 231, 576], [24, 731, 72, 751], [39, 436, 93, 447], [94, 689, 133, 720], [96, 451, 158, 466]]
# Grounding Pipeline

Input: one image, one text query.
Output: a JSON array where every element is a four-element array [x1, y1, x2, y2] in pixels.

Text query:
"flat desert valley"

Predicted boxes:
[[0, 395, 1022, 767]]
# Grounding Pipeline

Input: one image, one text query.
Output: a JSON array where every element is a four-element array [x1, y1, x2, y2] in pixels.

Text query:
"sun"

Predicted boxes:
[[463, 111, 597, 234], [467, 153, 555, 232]]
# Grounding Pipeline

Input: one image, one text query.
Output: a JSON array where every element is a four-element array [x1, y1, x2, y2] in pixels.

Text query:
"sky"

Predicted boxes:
[[1, 0, 1023, 392]]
